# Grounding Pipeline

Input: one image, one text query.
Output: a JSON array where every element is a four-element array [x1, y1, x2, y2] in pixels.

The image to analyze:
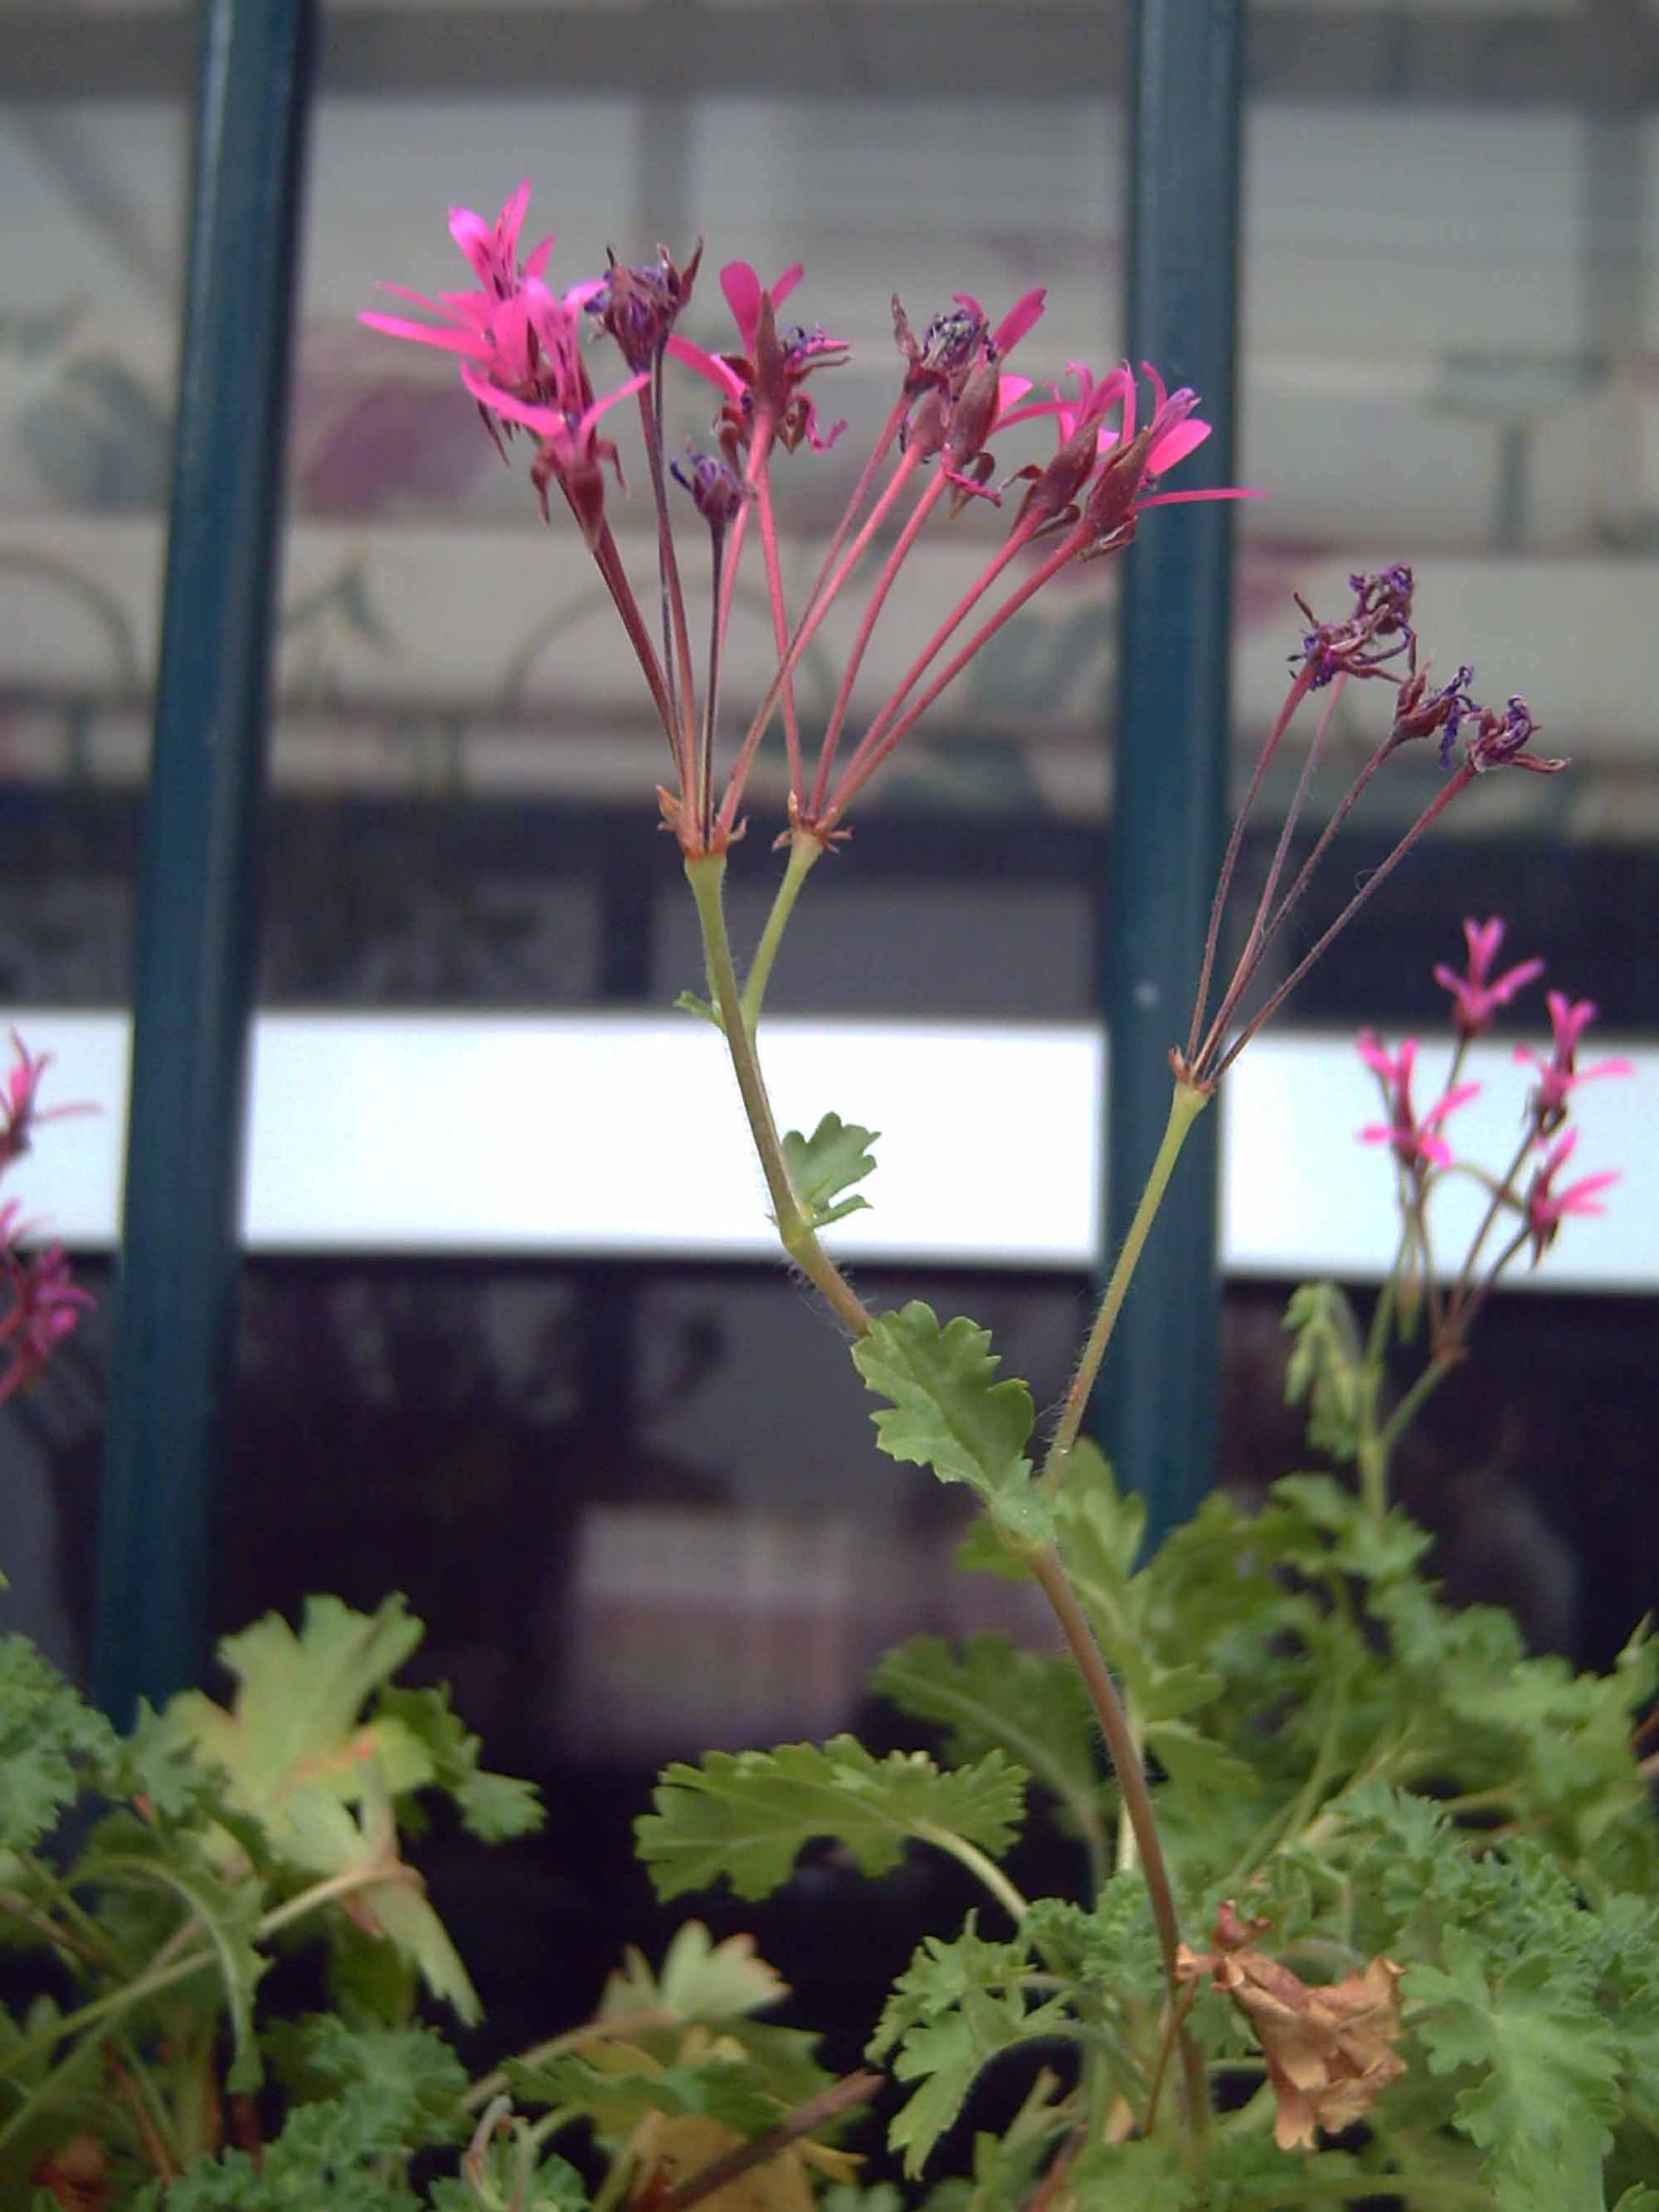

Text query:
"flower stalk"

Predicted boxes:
[[685, 854, 869, 1335]]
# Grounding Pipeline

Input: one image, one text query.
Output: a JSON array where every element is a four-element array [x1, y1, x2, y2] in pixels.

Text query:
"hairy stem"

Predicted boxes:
[[1029, 1548, 1208, 2143], [740, 830, 824, 1034], [912, 1822, 1030, 1924], [686, 855, 871, 1335], [1043, 1079, 1209, 1492]]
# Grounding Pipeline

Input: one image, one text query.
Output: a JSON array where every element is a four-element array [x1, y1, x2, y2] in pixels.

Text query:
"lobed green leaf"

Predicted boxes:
[[852, 1304, 1037, 1523], [782, 1111, 879, 1228], [635, 1735, 1025, 1903]]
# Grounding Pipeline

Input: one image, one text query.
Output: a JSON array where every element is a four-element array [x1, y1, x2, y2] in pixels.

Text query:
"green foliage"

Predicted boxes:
[[373, 1684, 545, 1844], [868, 1919, 1078, 2177], [635, 1735, 1026, 1902], [1068, 2128, 1370, 2210], [0, 1592, 538, 2200], [429, 2129, 587, 2212], [1281, 1281, 1366, 1460], [158, 1594, 538, 2023], [75, 1825, 267, 2092], [129, 2018, 468, 2210], [598, 1918, 790, 2023], [870, 1635, 1098, 1841], [511, 2046, 788, 2142], [864, 1881, 1166, 2179], [781, 1111, 879, 1227], [0, 1633, 119, 1857], [1408, 1931, 1623, 2210], [852, 1303, 1051, 1547]]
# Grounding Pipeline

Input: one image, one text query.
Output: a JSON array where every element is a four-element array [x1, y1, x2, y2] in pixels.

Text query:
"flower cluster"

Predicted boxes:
[[366, 189, 1571, 1095], [0, 1033, 94, 1405], [1354, 921, 1632, 1350], [362, 183, 1256, 853]]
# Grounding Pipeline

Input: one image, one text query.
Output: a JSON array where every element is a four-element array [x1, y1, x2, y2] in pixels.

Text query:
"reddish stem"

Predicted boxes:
[[1184, 659, 1316, 1066], [747, 425, 806, 803], [1193, 671, 1347, 1067], [636, 375, 702, 817], [586, 513, 679, 763], [1209, 763, 1476, 1080], [717, 443, 924, 837], [837, 507, 1047, 797], [820, 515, 1089, 830], [807, 469, 948, 817]]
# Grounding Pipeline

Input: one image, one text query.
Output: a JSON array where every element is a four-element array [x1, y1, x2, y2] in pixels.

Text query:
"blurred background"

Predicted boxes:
[[2, 0, 1655, 2067]]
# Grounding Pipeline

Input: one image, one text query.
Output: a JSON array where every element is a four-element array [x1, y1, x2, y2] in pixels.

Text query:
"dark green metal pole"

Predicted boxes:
[[1095, 0, 1243, 1548], [94, 0, 314, 1719]]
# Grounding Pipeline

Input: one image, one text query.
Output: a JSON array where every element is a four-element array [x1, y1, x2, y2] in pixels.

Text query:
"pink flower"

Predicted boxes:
[[1073, 363, 1261, 556], [1433, 916, 1545, 1038], [666, 259, 849, 455], [447, 179, 553, 300], [359, 180, 559, 382], [1513, 992, 1634, 1132], [0, 1031, 95, 1174], [0, 1205, 93, 1405], [1356, 1031, 1480, 1171], [460, 362, 648, 542], [1524, 1129, 1619, 1265], [893, 288, 1046, 425]]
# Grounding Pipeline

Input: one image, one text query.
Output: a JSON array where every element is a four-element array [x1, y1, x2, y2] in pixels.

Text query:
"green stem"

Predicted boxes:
[[0, 1862, 394, 2145], [912, 1823, 1029, 1925], [113, 2025, 182, 2169], [1374, 1354, 1452, 1465], [686, 854, 871, 1337], [740, 831, 823, 1034], [1358, 1349, 1453, 1520], [1042, 1079, 1209, 1494], [1029, 1548, 1208, 2148]]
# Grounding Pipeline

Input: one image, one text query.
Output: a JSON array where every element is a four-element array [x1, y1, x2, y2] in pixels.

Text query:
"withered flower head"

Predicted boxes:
[[672, 446, 750, 537], [1296, 566, 1418, 689], [1464, 693, 1564, 775], [589, 241, 704, 370], [1175, 1902, 1406, 2152]]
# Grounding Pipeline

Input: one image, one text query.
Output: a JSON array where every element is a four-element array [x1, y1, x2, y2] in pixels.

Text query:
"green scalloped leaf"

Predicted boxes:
[[1408, 1928, 1623, 2209], [868, 1921, 1078, 2177], [871, 1635, 1097, 1828], [372, 1683, 544, 1842], [852, 1303, 1036, 1514], [0, 1634, 119, 1855], [509, 2049, 787, 2143], [635, 1735, 1025, 1903], [782, 1111, 879, 1228], [599, 1921, 790, 2023]]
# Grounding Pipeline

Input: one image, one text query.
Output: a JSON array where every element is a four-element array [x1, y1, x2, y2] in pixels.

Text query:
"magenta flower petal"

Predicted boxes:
[[666, 333, 745, 396], [458, 365, 562, 436], [1134, 486, 1266, 510], [1148, 417, 1211, 474], [358, 310, 493, 362], [720, 261, 765, 351], [990, 286, 1046, 359]]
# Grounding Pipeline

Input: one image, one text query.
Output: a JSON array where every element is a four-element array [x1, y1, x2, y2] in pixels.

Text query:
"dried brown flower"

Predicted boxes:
[[1176, 1901, 1406, 2151]]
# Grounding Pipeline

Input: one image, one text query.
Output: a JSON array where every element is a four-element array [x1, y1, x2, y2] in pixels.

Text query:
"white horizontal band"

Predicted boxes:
[[1, 1011, 1647, 1289]]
